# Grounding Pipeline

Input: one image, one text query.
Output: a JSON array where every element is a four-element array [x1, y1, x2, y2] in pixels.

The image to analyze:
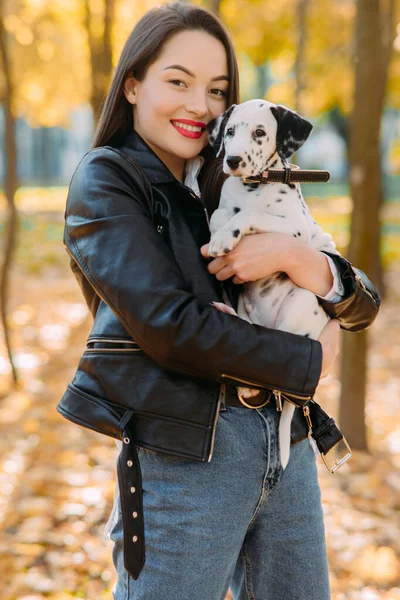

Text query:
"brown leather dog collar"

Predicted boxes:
[[242, 163, 330, 184]]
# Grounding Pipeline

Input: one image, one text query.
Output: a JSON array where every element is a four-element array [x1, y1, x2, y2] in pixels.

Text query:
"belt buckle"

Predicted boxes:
[[320, 436, 352, 473], [237, 390, 271, 409]]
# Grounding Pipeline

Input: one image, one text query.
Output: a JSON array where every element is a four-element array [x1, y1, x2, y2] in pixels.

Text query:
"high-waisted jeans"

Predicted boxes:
[[105, 395, 331, 600]]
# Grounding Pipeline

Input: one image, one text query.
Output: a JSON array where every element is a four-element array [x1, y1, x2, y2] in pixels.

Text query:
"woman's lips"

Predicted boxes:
[[171, 121, 205, 139]]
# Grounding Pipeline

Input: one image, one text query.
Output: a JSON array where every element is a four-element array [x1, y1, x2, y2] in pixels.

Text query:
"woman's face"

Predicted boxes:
[[124, 29, 229, 183]]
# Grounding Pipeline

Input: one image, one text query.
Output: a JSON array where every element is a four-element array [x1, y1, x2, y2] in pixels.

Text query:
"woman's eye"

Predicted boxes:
[[255, 129, 266, 137], [168, 80, 226, 97], [211, 89, 226, 97], [169, 79, 186, 87]]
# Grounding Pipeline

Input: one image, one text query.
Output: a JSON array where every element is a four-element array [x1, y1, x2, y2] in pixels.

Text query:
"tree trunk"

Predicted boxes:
[[0, 3, 20, 388], [340, 0, 394, 449], [294, 0, 310, 116], [84, 0, 116, 127]]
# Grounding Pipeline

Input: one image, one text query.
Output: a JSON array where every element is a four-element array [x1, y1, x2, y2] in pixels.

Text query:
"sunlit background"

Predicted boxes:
[[0, 0, 399, 598]]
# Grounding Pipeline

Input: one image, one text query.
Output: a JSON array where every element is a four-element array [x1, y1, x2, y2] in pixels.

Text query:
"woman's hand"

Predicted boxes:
[[317, 319, 340, 380], [200, 232, 296, 284]]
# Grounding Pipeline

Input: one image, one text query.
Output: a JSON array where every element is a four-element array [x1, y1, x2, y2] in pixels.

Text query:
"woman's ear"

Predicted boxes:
[[124, 73, 138, 105], [270, 104, 313, 159], [206, 104, 237, 158]]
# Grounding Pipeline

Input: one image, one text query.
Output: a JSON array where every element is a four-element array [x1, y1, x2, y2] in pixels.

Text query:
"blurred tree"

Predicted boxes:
[[84, 0, 116, 126], [0, 0, 20, 388], [340, 0, 396, 451]]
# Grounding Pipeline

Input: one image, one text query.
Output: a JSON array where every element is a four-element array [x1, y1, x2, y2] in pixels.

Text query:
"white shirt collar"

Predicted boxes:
[[183, 155, 205, 197]]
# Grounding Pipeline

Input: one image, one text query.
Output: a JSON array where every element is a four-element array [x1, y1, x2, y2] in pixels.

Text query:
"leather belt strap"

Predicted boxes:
[[224, 385, 347, 458], [117, 420, 145, 581], [242, 163, 330, 184], [307, 401, 344, 454]]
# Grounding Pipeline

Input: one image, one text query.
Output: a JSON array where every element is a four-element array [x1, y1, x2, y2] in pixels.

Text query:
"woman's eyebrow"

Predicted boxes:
[[163, 64, 229, 82]]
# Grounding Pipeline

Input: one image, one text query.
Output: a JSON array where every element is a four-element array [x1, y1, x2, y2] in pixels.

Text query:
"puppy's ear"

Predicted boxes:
[[206, 104, 237, 158], [270, 105, 313, 159]]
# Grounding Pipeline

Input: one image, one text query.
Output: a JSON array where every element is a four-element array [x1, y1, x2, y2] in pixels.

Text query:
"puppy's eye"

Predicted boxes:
[[226, 127, 234, 136], [255, 129, 266, 137]]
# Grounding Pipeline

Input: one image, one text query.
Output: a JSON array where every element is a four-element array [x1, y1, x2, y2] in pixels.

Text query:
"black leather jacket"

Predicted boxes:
[[57, 128, 380, 579]]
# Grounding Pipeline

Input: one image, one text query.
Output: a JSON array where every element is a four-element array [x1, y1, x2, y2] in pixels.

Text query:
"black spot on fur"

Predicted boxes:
[[279, 189, 287, 194], [232, 229, 240, 238], [241, 161, 246, 167], [249, 226, 254, 231], [288, 183, 296, 189], [234, 207, 241, 213], [276, 198, 282, 203], [276, 272, 289, 281], [304, 333, 310, 338], [260, 285, 273, 297], [257, 140, 262, 145], [272, 297, 280, 307], [297, 232, 301, 236], [259, 103, 263, 107], [314, 310, 318, 315]]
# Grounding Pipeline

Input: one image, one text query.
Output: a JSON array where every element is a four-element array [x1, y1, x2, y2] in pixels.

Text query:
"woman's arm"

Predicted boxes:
[[201, 233, 380, 333], [283, 241, 380, 331]]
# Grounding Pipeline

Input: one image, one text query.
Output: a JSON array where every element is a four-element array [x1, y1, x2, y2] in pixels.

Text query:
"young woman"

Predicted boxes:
[[58, 2, 380, 599]]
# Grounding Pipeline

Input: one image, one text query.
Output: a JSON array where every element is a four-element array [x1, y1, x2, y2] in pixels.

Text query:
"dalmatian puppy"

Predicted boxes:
[[206, 99, 341, 470]]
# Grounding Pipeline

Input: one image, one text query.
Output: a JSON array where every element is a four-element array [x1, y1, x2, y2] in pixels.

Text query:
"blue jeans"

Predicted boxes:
[[108, 398, 331, 600]]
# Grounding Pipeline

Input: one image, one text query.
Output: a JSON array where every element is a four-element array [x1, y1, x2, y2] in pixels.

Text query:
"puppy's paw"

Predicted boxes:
[[209, 230, 241, 257], [210, 301, 239, 317]]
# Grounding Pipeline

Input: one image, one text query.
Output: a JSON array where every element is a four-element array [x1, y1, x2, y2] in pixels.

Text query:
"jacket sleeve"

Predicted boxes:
[[319, 251, 380, 332], [63, 148, 322, 399]]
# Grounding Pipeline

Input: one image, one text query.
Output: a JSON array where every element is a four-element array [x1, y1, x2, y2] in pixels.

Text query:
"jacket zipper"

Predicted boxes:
[[207, 383, 223, 462], [87, 337, 139, 344], [85, 337, 143, 352], [180, 184, 211, 229], [352, 269, 377, 302], [220, 373, 312, 402]]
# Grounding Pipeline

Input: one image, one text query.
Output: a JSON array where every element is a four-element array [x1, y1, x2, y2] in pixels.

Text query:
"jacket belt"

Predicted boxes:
[[117, 418, 145, 581]]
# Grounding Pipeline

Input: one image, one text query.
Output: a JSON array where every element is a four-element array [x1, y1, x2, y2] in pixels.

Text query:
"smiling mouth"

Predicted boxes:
[[171, 120, 206, 133]]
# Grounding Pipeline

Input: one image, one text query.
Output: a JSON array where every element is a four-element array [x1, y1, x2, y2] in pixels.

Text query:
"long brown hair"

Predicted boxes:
[[91, 1, 240, 215]]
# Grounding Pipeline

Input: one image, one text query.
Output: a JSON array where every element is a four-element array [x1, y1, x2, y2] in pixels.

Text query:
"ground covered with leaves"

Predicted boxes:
[[0, 203, 399, 599]]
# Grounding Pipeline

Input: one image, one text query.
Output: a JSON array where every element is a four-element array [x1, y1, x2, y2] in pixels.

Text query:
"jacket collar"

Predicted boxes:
[[117, 127, 205, 187]]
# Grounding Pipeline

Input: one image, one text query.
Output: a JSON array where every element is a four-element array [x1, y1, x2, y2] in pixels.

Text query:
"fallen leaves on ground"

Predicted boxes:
[[0, 260, 399, 600]]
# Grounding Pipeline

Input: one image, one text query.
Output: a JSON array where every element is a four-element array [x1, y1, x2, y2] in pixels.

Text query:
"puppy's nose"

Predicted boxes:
[[226, 156, 242, 170]]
